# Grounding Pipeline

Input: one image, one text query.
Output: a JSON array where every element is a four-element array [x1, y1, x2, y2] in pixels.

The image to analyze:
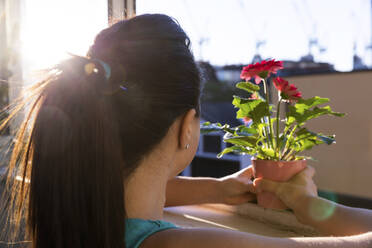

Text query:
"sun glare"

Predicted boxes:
[[22, 0, 108, 75]]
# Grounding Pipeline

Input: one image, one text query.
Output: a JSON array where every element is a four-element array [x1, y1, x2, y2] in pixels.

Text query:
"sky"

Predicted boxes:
[[22, 0, 108, 72], [137, 0, 372, 71], [21, 0, 372, 72]]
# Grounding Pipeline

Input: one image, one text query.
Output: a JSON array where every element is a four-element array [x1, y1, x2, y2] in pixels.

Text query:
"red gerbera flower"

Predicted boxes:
[[273, 77, 302, 101], [240, 59, 283, 84]]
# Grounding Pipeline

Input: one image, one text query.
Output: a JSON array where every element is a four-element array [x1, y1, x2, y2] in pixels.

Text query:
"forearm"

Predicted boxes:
[[290, 232, 372, 248], [165, 176, 222, 207], [297, 196, 372, 236]]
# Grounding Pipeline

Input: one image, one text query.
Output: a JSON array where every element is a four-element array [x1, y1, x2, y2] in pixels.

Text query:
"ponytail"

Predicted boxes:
[[5, 56, 127, 248]]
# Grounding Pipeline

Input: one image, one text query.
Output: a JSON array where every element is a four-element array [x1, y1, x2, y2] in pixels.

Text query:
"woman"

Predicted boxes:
[[4, 14, 372, 248]]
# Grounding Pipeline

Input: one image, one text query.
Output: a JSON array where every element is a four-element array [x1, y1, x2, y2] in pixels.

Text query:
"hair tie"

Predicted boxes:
[[94, 59, 112, 80], [89, 58, 127, 92]]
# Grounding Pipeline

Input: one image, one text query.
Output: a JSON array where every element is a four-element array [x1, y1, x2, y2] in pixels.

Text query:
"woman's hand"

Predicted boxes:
[[254, 166, 318, 223], [165, 167, 256, 207], [218, 166, 256, 205], [254, 166, 372, 236]]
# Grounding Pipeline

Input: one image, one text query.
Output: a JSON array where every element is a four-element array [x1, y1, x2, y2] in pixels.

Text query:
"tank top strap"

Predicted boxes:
[[125, 218, 178, 248]]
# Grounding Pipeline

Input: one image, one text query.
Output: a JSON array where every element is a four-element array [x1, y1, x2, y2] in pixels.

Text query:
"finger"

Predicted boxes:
[[306, 165, 315, 178], [237, 166, 253, 178], [226, 193, 256, 205], [235, 176, 256, 193], [300, 166, 315, 179], [241, 192, 256, 202], [246, 180, 256, 194], [253, 178, 280, 194]]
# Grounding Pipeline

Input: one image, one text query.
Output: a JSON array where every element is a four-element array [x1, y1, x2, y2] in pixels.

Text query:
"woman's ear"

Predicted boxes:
[[178, 109, 197, 150]]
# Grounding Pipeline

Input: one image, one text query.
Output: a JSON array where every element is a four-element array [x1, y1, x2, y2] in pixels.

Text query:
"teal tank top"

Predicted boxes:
[[125, 218, 178, 248]]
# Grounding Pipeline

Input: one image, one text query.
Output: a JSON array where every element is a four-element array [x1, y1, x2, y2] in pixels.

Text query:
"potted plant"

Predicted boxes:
[[202, 59, 345, 210]]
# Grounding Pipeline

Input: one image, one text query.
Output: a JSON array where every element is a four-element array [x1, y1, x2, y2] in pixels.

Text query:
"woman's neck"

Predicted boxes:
[[124, 152, 173, 220]]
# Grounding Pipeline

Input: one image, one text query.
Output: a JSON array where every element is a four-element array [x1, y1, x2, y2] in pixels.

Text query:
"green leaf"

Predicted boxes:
[[292, 128, 335, 152], [286, 97, 329, 126], [236, 82, 260, 93], [232, 95, 252, 107], [236, 125, 258, 136], [288, 105, 345, 126], [315, 133, 335, 145], [292, 138, 317, 152], [296, 97, 330, 113], [217, 145, 254, 158], [295, 156, 315, 161], [254, 122, 269, 142], [286, 116, 296, 126], [223, 135, 258, 148], [201, 121, 220, 127], [220, 124, 236, 134], [307, 130, 336, 145], [233, 96, 270, 123], [287, 97, 345, 126], [294, 128, 315, 140], [200, 122, 222, 134], [257, 147, 276, 159]]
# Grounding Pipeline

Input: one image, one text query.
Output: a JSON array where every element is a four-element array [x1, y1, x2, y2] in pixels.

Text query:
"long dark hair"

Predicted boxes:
[[3, 14, 200, 248]]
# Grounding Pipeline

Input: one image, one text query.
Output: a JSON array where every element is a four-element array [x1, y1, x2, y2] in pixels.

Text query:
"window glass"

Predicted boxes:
[[22, 0, 108, 76]]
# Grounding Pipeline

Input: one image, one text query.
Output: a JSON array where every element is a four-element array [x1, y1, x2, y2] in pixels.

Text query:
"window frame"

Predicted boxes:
[[108, 0, 136, 24]]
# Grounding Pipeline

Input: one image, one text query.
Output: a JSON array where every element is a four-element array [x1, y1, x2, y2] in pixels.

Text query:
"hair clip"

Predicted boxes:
[[119, 85, 127, 91], [94, 59, 111, 80]]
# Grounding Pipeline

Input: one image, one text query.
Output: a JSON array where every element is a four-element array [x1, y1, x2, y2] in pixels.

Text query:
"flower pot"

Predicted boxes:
[[252, 159, 307, 210]]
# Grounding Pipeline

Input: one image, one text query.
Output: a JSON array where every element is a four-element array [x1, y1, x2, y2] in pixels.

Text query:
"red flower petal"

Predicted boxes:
[[255, 76, 263, 84], [273, 77, 302, 101], [240, 59, 283, 84]]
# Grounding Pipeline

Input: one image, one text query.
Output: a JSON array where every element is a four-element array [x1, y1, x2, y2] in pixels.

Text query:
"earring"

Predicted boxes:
[[185, 144, 190, 149]]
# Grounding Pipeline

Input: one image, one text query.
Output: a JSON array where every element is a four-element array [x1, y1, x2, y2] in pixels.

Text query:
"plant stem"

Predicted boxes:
[[283, 123, 294, 136], [281, 148, 291, 160], [283, 148, 302, 161], [263, 79, 274, 150], [260, 118, 269, 149], [283, 149, 295, 161], [276, 98, 282, 159], [281, 124, 298, 160]]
